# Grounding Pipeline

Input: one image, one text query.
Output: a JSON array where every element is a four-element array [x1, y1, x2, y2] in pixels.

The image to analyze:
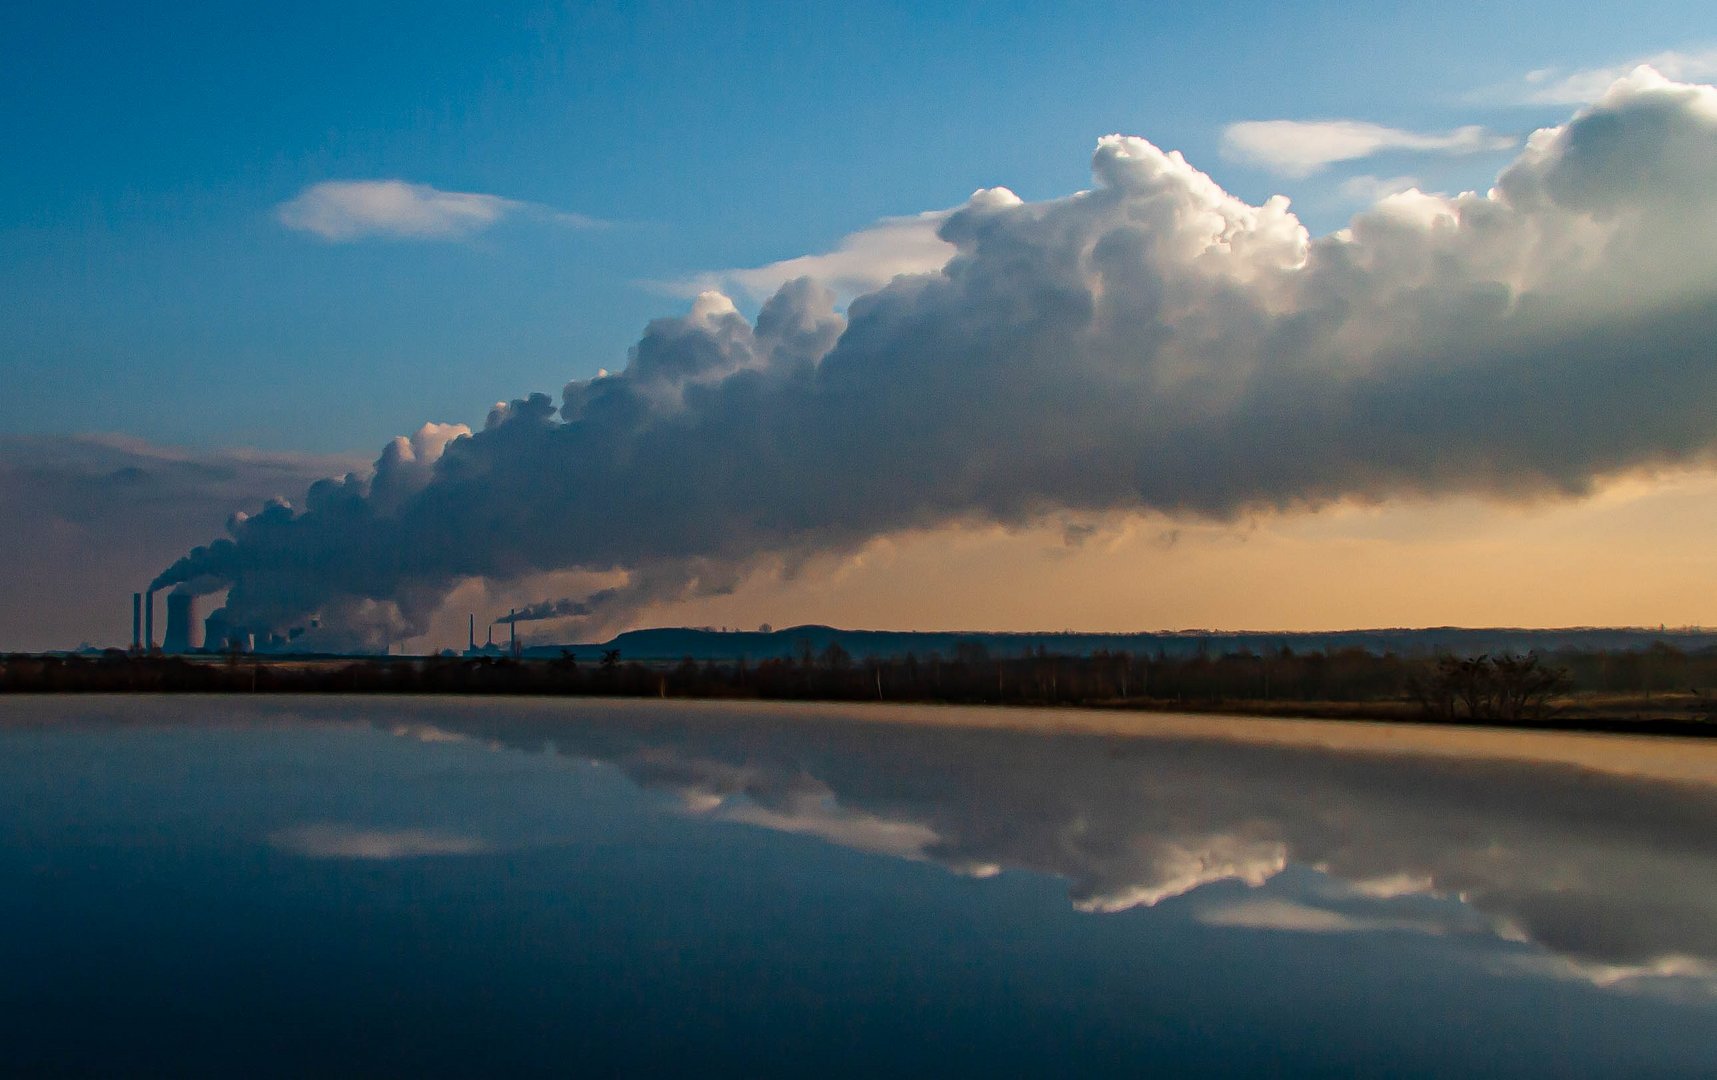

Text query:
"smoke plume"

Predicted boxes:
[[494, 591, 617, 624], [155, 70, 1717, 647]]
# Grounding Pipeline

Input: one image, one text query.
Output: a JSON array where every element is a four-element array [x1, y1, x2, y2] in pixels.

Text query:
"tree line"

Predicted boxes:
[[10, 639, 1717, 715]]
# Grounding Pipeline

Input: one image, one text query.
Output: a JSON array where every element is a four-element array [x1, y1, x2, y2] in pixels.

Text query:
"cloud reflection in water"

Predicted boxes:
[[360, 700, 1717, 997], [270, 823, 489, 859]]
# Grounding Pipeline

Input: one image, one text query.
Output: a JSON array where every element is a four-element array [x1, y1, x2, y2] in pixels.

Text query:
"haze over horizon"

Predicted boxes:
[[5, 4, 1717, 652]]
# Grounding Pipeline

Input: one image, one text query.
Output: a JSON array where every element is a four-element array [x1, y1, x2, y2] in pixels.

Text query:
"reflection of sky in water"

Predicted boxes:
[[4, 697, 1717, 1076]]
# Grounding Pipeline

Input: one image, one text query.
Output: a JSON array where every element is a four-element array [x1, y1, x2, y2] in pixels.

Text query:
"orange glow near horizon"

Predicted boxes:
[[405, 465, 1717, 648]]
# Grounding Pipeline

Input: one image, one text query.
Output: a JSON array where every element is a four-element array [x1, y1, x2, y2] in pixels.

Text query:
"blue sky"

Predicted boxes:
[[4, 0, 1711, 452]]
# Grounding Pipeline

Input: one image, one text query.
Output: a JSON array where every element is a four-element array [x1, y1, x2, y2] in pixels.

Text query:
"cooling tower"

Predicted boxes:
[[162, 591, 200, 654], [203, 609, 237, 654]]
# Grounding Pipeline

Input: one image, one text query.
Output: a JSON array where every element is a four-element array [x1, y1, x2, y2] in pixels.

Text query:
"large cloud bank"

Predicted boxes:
[[157, 70, 1717, 646]]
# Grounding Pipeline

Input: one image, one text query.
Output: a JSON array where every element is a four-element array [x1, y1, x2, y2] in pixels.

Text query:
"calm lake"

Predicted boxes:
[[5, 695, 1717, 1077]]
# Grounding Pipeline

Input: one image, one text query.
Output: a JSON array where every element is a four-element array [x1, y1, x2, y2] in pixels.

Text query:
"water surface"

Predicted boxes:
[[5, 696, 1717, 1076]]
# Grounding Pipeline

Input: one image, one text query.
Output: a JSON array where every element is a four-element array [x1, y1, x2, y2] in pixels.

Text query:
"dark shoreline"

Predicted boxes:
[[1085, 696, 1717, 740], [5, 652, 1715, 740]]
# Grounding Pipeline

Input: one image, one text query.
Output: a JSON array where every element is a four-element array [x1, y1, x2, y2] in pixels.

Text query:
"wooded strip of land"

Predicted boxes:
[[7, 644, 1717, 737]]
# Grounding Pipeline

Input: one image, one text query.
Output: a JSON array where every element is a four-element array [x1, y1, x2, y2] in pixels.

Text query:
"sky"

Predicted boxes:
[[3, 1, 1717, 650]]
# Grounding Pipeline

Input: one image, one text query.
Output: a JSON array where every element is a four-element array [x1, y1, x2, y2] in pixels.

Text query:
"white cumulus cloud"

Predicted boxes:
[[1509, 49, 1717, 106]]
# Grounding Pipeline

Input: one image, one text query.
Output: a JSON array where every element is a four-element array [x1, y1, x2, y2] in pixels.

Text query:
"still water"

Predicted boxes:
[[4, 695, 1717, 1077]]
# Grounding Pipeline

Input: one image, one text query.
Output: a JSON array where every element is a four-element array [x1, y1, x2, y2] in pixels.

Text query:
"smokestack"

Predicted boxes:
[[144, 590, 155, 651], [468, 613, 475, 651], [510, 610, 518, 657], [132, 593, 142, 651]]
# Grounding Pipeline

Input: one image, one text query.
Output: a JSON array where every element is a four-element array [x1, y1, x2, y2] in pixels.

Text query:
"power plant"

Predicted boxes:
[[455, 612, 531, 658], [204, 608, 246, 654], [463, 615, 505, 657], [120, 592, 505, 658], [162, 591, 200, 654], [124, 590, 316, 656]]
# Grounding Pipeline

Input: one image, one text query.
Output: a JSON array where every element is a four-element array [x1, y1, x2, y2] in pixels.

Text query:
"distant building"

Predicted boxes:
[[162, 592, 200, 653], [204, 609, 234, 652], [464, 620, 505, 658]]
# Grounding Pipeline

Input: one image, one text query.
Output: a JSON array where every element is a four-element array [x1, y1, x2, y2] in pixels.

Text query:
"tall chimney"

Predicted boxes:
[[468, 613, 475, 651], [510, 610, 518, 656], [132, 593, 142, 651], [144, 590, 155, 651]]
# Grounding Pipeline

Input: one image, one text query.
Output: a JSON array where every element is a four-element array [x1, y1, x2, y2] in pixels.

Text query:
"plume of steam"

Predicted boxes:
[[494, 590, 617, 624], [155, 69, 1717, 646]]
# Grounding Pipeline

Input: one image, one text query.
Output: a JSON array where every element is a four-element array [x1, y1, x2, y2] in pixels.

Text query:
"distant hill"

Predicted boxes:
[[521, 624, 1717, 663]]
